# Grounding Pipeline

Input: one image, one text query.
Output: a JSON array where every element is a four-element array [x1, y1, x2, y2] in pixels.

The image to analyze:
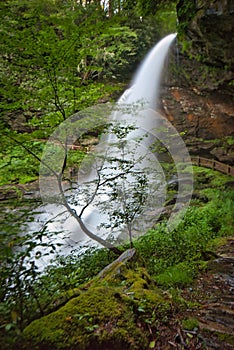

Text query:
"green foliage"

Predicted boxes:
[[136, 0, 159, 16], [0, 202, 45, 331], [190, 166, 233, 190], [0, 0, 164, 188], [135, 184, 234, 286], [155, 261, 199, 288], [177, 0, 197, 35], [152, 2, 177, 36], [1, 2, 234, 348], [1, 179, 233, 347], [0, 203, 118, 333], [66, 149, 86, 169], [136, 0, 176, 18], [0, 133, 44, 185], [44, 248, 118, 289], [0, 0, 178, 189], [0, 0, 140, 125]]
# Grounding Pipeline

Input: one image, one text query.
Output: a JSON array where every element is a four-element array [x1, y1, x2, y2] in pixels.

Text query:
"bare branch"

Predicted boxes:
[[7, 134, 121, 255]]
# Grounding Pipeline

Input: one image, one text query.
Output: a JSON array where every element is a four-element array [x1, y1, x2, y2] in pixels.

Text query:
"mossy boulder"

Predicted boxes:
[[22, 252, 172, 350], [23, 286, 146, 350]]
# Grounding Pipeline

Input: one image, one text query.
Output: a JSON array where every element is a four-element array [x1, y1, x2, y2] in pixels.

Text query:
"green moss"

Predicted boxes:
[[181, 317, 199, 331], [45, 288, 81, 314], [124, 267, 151, 290], [22, 263, 173, 350], [121, 267, 172, 326], [23, 285, 148, 350]]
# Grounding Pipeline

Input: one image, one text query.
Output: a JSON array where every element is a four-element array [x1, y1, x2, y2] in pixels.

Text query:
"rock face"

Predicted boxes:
[[161, 0, 234, 164], [177, 0, 234, 85], [159, 86, 234, 164], [4, 110, 37, 133]]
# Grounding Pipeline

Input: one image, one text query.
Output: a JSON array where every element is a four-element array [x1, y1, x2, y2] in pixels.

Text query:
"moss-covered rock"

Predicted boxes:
[[23, 286, 145, 350], [22, 254, 172, 350]]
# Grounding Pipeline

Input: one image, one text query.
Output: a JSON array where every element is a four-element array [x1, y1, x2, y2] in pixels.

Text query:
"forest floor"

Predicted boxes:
[[155, 237, 234, 349]]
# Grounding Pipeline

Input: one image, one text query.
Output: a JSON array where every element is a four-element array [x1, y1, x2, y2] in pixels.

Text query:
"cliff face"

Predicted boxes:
[[161, 0, 234, 164], [160, 86, 234, 164]]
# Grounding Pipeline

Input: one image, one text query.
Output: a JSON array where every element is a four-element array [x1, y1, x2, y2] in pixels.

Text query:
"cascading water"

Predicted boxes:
[[119, 33, 176, 109], [89, 33, 177, 241], [34, 33, 193, 268]]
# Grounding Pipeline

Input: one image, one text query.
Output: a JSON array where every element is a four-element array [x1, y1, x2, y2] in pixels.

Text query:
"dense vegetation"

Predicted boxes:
[[0, 0, 177, 185], [1, 166, 234, 349], [1, 1, 233, 349]]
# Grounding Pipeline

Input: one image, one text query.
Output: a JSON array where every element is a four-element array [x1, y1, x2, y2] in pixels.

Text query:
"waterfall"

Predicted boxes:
[[119, 33, 176, 109], [67, 33, 177, 243], [36, 33, 193, 267], [92, 33, 178, 242]]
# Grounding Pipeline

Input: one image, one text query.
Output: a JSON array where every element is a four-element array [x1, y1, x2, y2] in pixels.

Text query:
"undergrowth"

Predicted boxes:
[[135, 186, 234, 287], [0, 168, 233, 348]]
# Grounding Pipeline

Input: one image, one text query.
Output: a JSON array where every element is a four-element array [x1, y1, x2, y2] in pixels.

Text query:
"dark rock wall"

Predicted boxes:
[[160, 0, 234, 165], [177, 0, 234, 90], [176, 0, 234, 89]]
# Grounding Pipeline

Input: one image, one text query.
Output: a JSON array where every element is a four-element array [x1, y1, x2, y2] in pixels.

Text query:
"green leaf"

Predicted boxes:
[[149, 340, 156, 348], [5, 323, 14, 331], [137, 306, 145, 313]]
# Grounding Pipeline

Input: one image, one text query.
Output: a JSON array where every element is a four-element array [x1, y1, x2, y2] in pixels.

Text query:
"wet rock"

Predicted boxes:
[[224, 181, 234, 189], [4, 109, 42, 133], [210, 147, 234, 164], [160, 87, 234, 165], [98, 248, 136, 279]]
